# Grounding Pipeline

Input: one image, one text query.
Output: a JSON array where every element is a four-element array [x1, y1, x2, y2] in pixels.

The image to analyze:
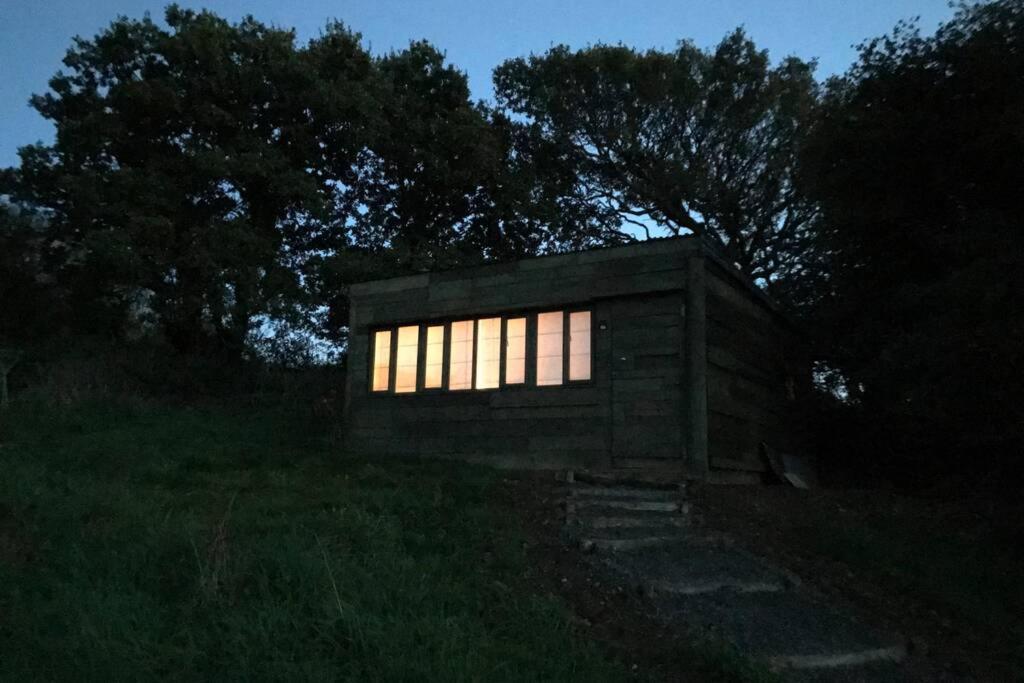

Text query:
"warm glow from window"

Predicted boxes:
[[569, 311, 591, 381], [394, 326, 419, 393], [424, 325, 444, 389], [505, 317, 526, 384], [372, 330, 391, 392], [475, 318, 501, 389], [448, 320, 474, 390], [536, 311, 563, 386]]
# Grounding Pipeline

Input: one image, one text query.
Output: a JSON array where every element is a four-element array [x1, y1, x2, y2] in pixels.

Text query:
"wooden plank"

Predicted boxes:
[[707, 345, 779, 386], [685, 251, 709, 476], [705, 268, 776, 325], [490, 405, 608, 420], [489, 387, 602, 408], [707, 370, 786, 425]]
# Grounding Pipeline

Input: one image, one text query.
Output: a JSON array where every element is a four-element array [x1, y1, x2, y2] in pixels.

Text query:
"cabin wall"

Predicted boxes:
[[343, 241, 694, 469], [344, 238, 801, 473], [608, 293, 686, 462], [704, 259, 799, 472]]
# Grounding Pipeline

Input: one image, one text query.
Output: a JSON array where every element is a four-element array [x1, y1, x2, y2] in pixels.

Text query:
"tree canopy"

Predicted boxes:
[[6, 7, 573, 355], [4, 1, 1023, 485], [494, 30, 819, 287], [13, 8, 362, 355], [800, 0, 1024, 481]]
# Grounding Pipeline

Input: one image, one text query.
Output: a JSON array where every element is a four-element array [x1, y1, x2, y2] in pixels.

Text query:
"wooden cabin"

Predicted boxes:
[[343, 237, 801, 480]]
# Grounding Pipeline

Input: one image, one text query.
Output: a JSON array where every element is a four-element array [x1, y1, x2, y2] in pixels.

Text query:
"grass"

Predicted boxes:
[[0, 399, 630, 681]]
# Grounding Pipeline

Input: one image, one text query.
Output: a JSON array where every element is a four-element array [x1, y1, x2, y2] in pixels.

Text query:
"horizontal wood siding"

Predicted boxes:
[[345, 238, 799, 473], [345, 239, 695, 469], [610, 293, 685, 461], [704, 260, 797, 471], [353, 240, 696, 328], [345, 299, 619, 468]]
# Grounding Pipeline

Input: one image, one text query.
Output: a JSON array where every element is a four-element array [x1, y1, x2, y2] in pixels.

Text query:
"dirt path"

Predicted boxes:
[[499, 472, 962, 682]]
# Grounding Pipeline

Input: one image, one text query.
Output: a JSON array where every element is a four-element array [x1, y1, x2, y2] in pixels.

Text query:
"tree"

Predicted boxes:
[[800, 0, 1024, 483], [0, 191, 56, 345], [493, 30, 819, 287], [306, 43, 620, 342], [12, 7, 375, 357]]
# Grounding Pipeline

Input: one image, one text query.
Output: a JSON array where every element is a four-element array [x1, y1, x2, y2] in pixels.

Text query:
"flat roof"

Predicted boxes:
[[348, 234, 790, 323], [349, 236, 698, 296]]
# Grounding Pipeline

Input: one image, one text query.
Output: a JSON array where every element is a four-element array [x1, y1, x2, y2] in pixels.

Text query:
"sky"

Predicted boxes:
[[0, 0, 956, 168]]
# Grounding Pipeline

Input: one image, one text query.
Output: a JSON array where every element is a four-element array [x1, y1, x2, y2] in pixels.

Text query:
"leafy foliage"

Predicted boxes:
[[800, 0, 1024, 483], [6, 8, 578, 354], [11, 8, 359, 355], [494, 30, 819, 287]]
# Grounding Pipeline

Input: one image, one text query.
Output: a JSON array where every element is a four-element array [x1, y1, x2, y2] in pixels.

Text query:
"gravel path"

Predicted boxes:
[[563, 475, 909, 680]]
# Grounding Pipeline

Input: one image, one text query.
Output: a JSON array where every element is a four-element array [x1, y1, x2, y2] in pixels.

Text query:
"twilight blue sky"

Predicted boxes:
[[1, 0, 955, 168]]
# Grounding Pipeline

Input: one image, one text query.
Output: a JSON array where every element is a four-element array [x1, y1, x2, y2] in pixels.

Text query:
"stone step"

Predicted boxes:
[[570, 485, 682, 502], [612, 458, 687, 471], [767, 645, 906, 672], [567, 502, 691, 520], [575, 514, 693, 529], [598, 536, 800, 597], [570, 468, 684, 490], [570, 524, 692, 542], [655, 589, 903, 671], [647, 577, 787, 596], [568, 498, 681, 513], [581, 535, 680, 552]]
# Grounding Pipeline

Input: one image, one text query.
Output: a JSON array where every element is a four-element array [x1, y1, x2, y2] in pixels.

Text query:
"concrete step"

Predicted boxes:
[[767, 645, 906, 672], [599, 535, 791, 592], [568, 498, 681, 513], [570, 468, 684, 490], [570, 485, 682, 502], [574, 514, 694, 529], [612, 458, 686, 471], [654, 590, 905, 674], [647, 577, 787, 596], [582, 536, 680, 552]]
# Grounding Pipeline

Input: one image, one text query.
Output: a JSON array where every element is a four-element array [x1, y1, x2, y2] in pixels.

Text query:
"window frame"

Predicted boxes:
[[535, 309, 566, 387], [393, 324, 420, 394], [366, 307, 595, 396], [566, 308, 594, 384], [447, 319, 475, 391], [420, 323, 447, 393], [500, 315, 528, 389], [369, 328, 394, 393]]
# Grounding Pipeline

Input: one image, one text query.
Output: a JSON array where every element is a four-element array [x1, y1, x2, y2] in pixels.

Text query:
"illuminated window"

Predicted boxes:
[[536, 311, 563, 386], [394, 326, 419, 393], [505, 317, 526, 385], [424, 325, 444, 389], [371, 330, 392, 392], [569, 311, 591, 381], [475, 318, 501, 389], [448, 320, 474, 390]]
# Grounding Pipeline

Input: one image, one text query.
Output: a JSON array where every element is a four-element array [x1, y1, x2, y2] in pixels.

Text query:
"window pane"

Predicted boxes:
[[569, 311, 591, 381], [475, 318, 501, 390], [424, 325, 444, 389], [448, 320, 474, 390], [505, 317, 526, 385], [394, 326, 419, 393], [371, 330, 391, 392], [536, 311, 563, 386]]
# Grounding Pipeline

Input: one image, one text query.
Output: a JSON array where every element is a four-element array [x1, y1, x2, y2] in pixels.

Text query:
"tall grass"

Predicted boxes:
[[0, 399, 626, 681]]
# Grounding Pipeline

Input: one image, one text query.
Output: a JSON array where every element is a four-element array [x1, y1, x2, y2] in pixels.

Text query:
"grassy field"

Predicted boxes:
[[0, 399, 629, 681]]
